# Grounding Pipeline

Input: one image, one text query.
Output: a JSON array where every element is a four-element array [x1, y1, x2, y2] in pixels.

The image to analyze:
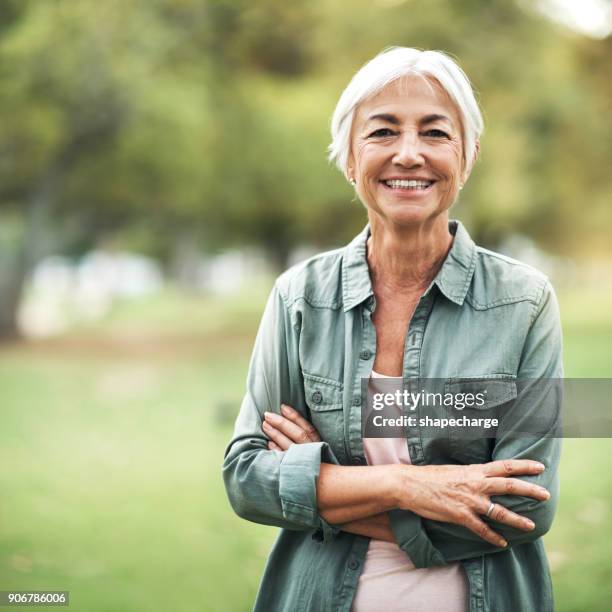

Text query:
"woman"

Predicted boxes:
[[223, 47, 562, 612]]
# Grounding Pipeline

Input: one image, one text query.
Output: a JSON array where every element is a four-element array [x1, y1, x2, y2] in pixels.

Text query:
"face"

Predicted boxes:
[[348, 74, 470, 228]]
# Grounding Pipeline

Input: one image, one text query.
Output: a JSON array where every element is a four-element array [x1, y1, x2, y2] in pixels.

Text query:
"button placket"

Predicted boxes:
[[403, 292, 436, 466], [348, 305, 375, 463]]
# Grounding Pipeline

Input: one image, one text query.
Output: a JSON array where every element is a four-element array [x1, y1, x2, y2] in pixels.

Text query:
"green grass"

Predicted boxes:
[[545, 289, 612, 611], [1, 285, 611, 611]]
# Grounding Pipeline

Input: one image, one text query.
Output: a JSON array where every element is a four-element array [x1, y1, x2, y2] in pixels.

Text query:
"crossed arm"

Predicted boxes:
[[263, 404, 549, 547]]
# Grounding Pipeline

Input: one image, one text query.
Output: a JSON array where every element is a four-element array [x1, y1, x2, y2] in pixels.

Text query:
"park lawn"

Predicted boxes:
[[0, 286, 611, 611]]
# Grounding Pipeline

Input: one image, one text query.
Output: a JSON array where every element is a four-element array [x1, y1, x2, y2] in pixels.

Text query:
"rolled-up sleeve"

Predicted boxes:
[[391, 278, 563, 566], [222, 283, 341, 539]]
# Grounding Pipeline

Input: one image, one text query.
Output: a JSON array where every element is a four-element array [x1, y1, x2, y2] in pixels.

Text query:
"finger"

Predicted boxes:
[[264, 411, 313, 444], [483, 477, 550, 501], [481, 501, 536, 532], [462, 512, 508, 548], [482, 459, 546, 477], [262, 421, 293, 450], [268, 440, 283, 451], [280, 404, 321, 441]]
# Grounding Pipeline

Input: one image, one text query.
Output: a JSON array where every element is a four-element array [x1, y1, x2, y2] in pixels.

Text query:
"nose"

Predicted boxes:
[[392, 131, 424, 168]]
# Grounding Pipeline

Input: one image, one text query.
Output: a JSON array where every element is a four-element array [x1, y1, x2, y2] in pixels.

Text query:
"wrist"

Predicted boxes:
[[386, 464, 413, 509]]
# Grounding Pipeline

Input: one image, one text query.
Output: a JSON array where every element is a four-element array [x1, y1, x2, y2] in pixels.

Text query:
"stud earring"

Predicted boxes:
[[349, 178, 356, 186]]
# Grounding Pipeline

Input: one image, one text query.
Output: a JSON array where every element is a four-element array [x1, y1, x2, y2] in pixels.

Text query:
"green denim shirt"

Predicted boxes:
[[223, 220, 563, 612]]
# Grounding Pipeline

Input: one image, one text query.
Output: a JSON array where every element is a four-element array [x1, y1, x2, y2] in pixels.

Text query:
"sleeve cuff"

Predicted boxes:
[[312, 516, 342, 543], [279, 441, 340, 535], [389, 509, 446, 567]]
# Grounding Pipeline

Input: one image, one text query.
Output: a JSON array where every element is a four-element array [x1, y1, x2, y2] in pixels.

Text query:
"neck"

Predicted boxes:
[[366, 214, 453, 294]]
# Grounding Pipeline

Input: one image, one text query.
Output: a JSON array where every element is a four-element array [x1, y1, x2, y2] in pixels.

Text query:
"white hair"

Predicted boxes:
[[328, 47, 484, 179]]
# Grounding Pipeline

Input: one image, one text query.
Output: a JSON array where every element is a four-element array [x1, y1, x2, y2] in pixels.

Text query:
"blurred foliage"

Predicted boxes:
[[0, 0, 610, 335]]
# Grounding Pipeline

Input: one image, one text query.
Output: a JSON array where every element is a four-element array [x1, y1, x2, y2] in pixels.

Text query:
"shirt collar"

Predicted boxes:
[[342, 224, 373, 312], [342, 219, 476, 312]]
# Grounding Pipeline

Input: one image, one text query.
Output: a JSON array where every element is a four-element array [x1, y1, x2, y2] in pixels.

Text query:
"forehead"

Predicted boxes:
[[354, 74, 460, 126]]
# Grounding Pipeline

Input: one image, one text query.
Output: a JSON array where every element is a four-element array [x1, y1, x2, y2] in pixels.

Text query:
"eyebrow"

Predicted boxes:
[[367, 113, 401, 125], [421, 113, 452, 126], [366, 112, 453, 126]]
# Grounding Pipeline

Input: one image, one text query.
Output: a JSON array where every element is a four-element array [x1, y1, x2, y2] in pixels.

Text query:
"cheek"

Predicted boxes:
[[354, 141, 390, 177], [352, 144, 383, 208], [437, 143, 464, 183], [354, 143, 373, 172]]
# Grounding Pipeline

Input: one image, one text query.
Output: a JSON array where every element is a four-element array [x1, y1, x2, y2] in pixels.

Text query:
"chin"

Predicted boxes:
[[376, 201, 442, 227]]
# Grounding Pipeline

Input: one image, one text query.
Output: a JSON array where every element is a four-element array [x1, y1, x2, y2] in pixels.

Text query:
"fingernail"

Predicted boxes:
[[525, 520, 535, 530], [536, 463, 546, 471], [500, 539, 508, 548], [262, 421, 270, 430], [280, 404, 290, 415], [264, 411, 271, 419], [541, 490, 550, 500]]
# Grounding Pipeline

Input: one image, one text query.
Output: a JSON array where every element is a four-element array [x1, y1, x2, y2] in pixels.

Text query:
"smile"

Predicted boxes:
[[382, 179, 435, 190]]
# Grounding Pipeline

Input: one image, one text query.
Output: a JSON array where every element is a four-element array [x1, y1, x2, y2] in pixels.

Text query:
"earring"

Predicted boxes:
[[349, 178, 356, 186]]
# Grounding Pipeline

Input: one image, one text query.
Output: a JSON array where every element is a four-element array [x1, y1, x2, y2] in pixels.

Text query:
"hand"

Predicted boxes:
[[263, 410, 394, 541], [395, 460, 550, 547], [262, 404, 321, 450]]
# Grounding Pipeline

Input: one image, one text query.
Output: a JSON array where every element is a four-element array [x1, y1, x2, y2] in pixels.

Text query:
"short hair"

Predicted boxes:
[[328, 47, 484, 179]]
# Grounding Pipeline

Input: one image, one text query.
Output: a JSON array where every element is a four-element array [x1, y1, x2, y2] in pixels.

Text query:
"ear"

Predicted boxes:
[[347, 152, 355, 182]]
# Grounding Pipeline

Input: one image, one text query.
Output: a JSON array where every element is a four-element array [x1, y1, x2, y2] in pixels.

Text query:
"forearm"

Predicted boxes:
[[321, 499, 390, 524], [316, 463, 400, 522], [340, 512, 395, 542]]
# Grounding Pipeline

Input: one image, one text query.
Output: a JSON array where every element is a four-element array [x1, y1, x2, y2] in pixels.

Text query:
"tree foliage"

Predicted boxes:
[[0, 0, 610, 337]]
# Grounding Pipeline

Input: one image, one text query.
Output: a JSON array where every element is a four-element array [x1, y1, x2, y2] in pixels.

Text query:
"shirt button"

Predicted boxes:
[[348, 558, 360, 570], [359, 349, 371, 360], [352, 456, 365, 465], [352, 396, 361, 407], [311, 391, 323, 404]]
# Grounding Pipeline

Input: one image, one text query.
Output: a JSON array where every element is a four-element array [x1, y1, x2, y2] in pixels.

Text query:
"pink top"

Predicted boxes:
[[351, 370, 468, 612]]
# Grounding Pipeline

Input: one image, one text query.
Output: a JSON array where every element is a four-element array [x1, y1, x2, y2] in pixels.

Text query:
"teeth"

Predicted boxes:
[[385, 179, 433, 189]]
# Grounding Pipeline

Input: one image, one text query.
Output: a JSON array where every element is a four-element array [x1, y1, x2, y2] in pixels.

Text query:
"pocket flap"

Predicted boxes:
[[445, 377, 517, 410], [303, 372, 343, 412]]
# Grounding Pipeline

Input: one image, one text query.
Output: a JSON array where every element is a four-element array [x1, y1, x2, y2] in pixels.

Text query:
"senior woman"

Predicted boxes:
[[223, 47, 562, 612]]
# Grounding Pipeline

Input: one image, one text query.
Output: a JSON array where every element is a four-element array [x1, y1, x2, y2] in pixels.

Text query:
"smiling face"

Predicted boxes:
[[348, 74, 471, 228]]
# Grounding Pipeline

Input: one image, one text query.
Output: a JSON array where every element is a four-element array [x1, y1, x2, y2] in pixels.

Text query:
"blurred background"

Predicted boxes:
[[1, 0, 611, 610]]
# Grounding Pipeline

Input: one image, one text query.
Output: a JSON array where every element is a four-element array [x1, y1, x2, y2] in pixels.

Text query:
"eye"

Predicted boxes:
[[368, 128, 395, 138], [423, 128, 449, 138]]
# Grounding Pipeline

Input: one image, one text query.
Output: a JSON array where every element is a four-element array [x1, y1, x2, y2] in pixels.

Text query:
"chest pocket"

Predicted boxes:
[[303, 372, 344, 454], [444, 376, 517, 463]]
